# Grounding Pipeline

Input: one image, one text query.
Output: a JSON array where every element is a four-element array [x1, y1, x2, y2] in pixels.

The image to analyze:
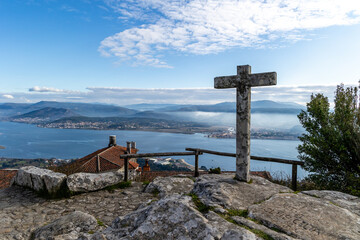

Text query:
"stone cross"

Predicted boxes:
[[214, 65, 277, 182]]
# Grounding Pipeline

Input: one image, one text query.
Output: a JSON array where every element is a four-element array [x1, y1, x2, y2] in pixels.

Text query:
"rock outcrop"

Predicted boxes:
[[192, 173, 292, 209], [31, 211, 98, 240], [12, 166, 67, 197], [248, 193, 360, 240], [3, 173, 360, 240], [67, 171, 124, 193], [302, 190, 360, 216], [94, 195, 259, 240], [144, 175, 194, 197]]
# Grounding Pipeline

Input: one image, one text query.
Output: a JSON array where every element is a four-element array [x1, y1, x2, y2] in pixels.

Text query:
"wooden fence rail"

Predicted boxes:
[[120, 147, 304, 191]]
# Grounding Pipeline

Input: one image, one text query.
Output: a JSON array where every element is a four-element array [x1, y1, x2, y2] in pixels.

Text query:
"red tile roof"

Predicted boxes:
[[0, 169, 17, 189], [55, 145, 139, 175]]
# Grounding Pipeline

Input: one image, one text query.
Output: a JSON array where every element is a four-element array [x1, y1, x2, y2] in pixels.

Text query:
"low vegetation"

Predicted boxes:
[[104, 181, 132, 193], [208, 167, 221, 174], [298, 84, 360, 196], [188, 193, 214, 213]]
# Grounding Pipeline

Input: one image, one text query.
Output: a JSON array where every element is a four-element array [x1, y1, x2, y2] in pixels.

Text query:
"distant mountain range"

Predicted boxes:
[[127, 100, 305, 114], [0, 100, 305, 137], [0, 100, 305, 125], [0, 101, 137, 118]]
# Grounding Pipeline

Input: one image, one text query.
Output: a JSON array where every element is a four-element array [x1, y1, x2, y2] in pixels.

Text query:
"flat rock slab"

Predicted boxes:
[[193, 174, 292, 209], [231, 216, 296, 240], [96, 195, 259, 240], [302, 190, 360, 216], [144, 176, 194, 197], [67, 171, 123, 193], [31, 211, 98, 240], [248, 193, 360, 240], [12, 166, 66, 197]]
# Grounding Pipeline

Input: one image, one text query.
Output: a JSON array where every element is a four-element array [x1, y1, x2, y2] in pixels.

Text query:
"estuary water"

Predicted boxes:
[[0, 121, 306, 178]]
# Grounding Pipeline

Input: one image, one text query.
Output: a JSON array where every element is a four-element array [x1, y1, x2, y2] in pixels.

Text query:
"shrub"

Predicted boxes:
[[209, 167, 221, 174], [298, 84, 360, 196]]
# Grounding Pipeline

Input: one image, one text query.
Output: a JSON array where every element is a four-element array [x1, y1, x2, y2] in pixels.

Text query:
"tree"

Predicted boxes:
[[298, 84, 360, 196]]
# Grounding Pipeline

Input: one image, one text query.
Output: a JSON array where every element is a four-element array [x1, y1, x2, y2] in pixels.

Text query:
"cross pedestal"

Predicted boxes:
[[214, 65, 277, 182]]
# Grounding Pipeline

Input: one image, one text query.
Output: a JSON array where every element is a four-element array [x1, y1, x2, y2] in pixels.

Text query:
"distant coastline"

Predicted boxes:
[[4, 118, 302, 140]]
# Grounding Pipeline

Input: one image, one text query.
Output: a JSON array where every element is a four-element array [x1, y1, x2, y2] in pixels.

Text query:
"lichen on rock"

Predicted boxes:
[[30, 211, 98, 240], [12, 166, 67, 198], [67, 171, 124, 193], [144, 176, 194, 198]]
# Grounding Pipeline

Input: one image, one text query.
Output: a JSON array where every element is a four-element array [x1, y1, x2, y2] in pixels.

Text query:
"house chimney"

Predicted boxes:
[[143, 158, 151, 172], [126, 141, 131, 153], [131, 141, 136, 149], [109, 135, 117, 147]]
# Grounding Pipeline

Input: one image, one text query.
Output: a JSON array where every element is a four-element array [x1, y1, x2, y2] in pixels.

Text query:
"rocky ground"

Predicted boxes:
[[1, 173, 360, 240], [0, 182, 156, 240]]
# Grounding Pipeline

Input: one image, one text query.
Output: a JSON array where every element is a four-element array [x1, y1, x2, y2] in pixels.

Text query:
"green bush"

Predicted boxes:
[[298, 84, 360, 196], [209, 167, 221, 174]]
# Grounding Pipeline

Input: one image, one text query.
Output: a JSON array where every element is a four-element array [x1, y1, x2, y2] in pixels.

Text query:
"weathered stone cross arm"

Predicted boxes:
[[214, 65, 277, 88]]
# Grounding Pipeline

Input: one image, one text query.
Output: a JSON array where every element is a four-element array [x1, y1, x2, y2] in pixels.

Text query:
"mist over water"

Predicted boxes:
[[170, 112, 301, 130]]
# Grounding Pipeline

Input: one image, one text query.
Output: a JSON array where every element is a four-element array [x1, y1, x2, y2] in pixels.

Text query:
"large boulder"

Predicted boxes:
[[248, 193, 360, 240], [67, 171, 124, 193], [12, 166, 67, 197], [31, 211, 98, 240], [96, 195, 259, 240], [144, 176, 194, 197], [192, 173, 292, 209]]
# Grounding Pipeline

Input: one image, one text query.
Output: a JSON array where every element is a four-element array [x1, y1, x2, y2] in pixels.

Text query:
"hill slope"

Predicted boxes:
[[10, 107, 80, 123]]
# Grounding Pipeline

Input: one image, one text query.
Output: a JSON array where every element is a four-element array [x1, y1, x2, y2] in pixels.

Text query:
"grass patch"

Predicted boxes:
[[329, 201, 341, 207], [88, 230, 95, 234], [97, 219, 105, 227], [247, 179, 253, 184], [152, 188, 160, 197], [187, 176, 196, 182], [105, 181, 132, 192], [227, 209, 248, 217], [187, 193, 214, 213], [250, 229, 275, 240], [142, 180, 150, 186], [217, 211, 274, 240], [147, 199, 157, 205]]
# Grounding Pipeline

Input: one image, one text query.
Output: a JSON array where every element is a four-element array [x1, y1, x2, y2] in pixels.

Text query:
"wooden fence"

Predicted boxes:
[[120, 147, 304, 191]]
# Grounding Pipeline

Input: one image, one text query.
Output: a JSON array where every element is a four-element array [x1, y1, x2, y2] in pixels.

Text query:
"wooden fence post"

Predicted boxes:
[[194, 150, 199, 177], [292, 164, 297, 191], [124, 157, 129, 182], [124, 141, 131, 182]]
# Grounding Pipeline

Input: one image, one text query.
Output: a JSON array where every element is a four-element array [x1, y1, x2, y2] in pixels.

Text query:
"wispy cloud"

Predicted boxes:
[[0, 84, 347, 105], [28, 86, 69, 93], [2, 94, 14, 99], [99, 0, 360, 67]]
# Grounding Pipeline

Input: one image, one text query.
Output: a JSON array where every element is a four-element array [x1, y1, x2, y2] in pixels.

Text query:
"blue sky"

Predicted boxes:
[[1, 0, 360, 105]]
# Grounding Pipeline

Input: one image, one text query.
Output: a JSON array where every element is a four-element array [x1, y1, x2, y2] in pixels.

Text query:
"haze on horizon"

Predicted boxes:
[[1, 0, 360, 105]]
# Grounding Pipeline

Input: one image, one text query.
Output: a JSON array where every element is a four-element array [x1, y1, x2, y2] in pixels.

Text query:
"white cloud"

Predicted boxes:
[[28, 86, 68, 93], [99, 0, 360, 67], [1, 84, 354, 105], [2, 94, 14, 99]]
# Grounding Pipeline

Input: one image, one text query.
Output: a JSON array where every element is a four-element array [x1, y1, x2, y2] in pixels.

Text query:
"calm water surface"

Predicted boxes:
[[0, 121, 306, 178]]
